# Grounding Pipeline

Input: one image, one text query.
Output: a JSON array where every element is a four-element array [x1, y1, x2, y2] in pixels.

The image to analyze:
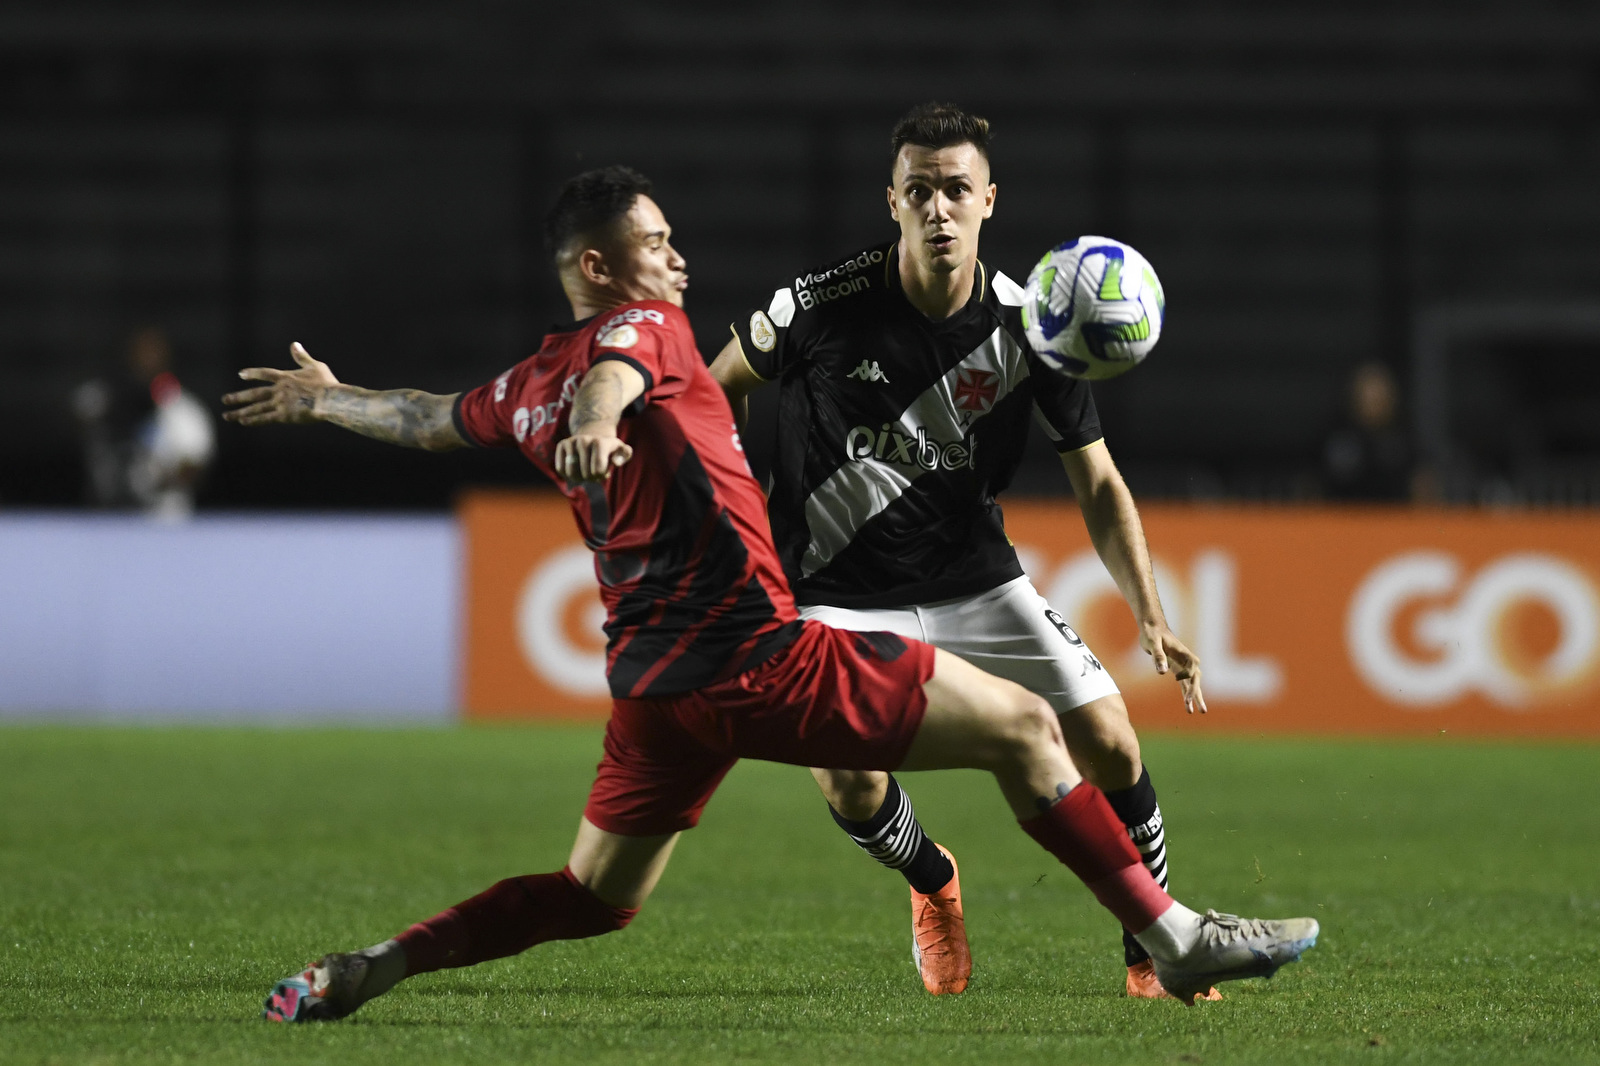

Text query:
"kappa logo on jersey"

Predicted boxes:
[[749, 311, 776, 352], [846, 360, 891, 383], [493, 370, 512, 403], [845, 424, 978, 472], [953, 368, 999, 413], [512, 372, 582, 442]]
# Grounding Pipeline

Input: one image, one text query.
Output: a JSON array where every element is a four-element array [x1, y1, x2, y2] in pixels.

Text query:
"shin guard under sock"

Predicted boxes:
[[395, 867, 636, 975], [1104, 766, 1170, 966], [830, 775, 956, 895], [1019, 782, 1172, 935]]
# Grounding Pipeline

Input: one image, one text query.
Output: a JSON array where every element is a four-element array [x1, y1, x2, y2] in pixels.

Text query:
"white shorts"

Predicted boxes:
[[799, 575, 1121, 716]]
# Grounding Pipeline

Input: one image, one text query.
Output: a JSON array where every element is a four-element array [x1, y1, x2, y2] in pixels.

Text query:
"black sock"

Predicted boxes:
[[829, 775, 955, 895], [1103, 766, 1170, 967]]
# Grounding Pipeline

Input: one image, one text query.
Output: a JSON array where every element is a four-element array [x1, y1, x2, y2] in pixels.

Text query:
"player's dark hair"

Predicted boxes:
[[544, 165, 654, 265], [889, 102, 991, 174]]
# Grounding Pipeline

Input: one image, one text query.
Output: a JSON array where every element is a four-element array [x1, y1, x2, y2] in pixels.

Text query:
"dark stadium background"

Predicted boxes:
[[2, 2, 1598, 509]]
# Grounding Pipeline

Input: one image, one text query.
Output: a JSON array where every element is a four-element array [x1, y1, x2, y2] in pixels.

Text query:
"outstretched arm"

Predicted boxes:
[[222, 342, 466, 451], [552, 359, 647, 482], [1061, 440, 1208, 714]]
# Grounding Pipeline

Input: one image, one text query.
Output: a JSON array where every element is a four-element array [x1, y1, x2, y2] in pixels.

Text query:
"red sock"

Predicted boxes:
[[1019, 783, 1173, 934], [395, 867, 637, 975]]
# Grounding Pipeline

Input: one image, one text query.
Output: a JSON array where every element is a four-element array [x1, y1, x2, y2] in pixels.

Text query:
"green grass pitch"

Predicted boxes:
[[1, 725, 1597, 1065]]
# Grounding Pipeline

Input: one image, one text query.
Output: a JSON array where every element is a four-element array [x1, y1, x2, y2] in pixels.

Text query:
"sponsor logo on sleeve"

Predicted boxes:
[[493, 370, 512, 403], [596, 307, 667, 351], [604, 307, 666, 329], [749, 311, 776, 352], [597, 324, 638, 350], [513, 372, 582, 443]]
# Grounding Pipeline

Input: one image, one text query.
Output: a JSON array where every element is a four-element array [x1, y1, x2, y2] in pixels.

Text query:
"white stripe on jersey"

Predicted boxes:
[[992, 270, 1028, 307], [767, 288, 797, 327], [799, 325, 1030, 577]]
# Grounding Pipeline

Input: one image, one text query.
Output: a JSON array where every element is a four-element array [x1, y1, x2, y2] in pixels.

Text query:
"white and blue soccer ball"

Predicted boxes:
[[1021, 236, 1165, 380]]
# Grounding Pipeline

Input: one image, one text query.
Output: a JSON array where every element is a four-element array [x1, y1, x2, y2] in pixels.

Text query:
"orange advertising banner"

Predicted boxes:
[[461, 490, 1600, 737]]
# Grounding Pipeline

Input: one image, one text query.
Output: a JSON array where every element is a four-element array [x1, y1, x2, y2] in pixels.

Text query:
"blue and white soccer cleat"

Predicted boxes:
[[1151, 910, 1320, 1005], [262, 954, 369, 1022]]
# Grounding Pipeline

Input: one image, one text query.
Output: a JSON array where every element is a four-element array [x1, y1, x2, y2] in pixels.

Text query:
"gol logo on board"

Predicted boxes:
[[1348, 552, 1600, 707]]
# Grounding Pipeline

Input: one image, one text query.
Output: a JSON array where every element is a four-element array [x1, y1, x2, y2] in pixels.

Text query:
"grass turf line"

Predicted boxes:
[[0, 725, 1596, 1065]]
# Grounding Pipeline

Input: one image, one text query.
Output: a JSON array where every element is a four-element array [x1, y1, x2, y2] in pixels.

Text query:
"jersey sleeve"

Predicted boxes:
[[451, 362, 530, 448], [730, 285, 811, 381], [591, 302, 693, 412], [1027, 352, 1105, 453]]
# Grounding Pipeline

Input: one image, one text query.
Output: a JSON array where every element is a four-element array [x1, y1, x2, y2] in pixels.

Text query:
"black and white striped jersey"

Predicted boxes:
[[731, 240, 1103, 609]]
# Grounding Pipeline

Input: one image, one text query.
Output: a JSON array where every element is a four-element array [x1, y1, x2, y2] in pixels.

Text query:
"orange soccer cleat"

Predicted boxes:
[[910, 844, 972, 995], [1126, 958, 1222, 1001]]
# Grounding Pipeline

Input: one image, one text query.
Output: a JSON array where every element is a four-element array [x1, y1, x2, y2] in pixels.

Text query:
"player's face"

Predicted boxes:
[[888, 144, 996, 274], [608, 195, 689, 307]]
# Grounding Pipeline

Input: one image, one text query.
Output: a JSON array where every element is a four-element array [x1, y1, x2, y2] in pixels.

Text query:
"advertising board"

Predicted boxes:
[[462, 492, 1600, 736]]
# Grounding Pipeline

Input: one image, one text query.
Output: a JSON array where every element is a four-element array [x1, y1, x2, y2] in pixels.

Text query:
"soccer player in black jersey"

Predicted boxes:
[[710, 103, 1217, 999]]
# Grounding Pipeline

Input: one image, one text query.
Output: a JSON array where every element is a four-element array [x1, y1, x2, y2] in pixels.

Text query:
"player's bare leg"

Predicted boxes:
[[898, 649, 1317, 1004], [810, 765, 970, 994], [264, 820, 671, 1022], [1056, 694, 1141, 789]]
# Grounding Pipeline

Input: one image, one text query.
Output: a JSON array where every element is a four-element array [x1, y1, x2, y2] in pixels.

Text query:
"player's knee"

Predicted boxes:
[[1095, 745, 1141, 791], [993, 693, 1063, 765], [812, 766, 887, 822], [1065, 699, 1142, 789]]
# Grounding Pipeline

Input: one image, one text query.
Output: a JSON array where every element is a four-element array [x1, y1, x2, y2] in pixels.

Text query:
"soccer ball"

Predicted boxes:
[[1021, 236, 1165, 380]]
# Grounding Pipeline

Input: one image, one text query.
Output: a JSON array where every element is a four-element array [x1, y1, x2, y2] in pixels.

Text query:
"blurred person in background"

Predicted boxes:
[[72, 326, 215, 520], [1321, 360, 1415, 502]]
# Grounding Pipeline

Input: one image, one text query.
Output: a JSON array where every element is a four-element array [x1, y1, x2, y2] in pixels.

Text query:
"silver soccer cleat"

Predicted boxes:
[[1152, 910, 1319, 1005], [262, 952, 371, 1022]]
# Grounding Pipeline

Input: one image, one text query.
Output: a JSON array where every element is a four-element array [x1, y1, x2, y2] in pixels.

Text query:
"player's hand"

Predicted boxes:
[[222, 343, 339, 426], [554, 430, 633, 482], [1140, 621, 1207, 714]]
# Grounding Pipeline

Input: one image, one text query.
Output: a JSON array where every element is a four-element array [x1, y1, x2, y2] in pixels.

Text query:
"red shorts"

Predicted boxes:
[[583, 620, 938, 837]]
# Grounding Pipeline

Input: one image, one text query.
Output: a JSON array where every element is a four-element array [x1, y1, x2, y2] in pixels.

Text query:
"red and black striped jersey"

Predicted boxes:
[[453, 300, 800, 698]]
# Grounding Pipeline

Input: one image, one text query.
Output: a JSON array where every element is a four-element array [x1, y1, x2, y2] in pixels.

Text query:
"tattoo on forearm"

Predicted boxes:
[[570, 373, 624, 433], [316, 387, 462, 450]]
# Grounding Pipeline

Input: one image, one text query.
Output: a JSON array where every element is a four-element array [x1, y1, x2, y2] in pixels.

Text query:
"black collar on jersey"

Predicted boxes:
[[547, 313, 598, 336], [884, 242, 990, 330]]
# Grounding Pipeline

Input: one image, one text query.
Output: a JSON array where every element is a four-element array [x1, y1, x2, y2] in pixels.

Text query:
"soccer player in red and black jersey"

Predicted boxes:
[[226, 166, 1317, 1021]]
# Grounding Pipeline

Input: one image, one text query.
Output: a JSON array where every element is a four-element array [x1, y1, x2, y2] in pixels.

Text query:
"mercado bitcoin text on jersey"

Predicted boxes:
[[455, 301, 799, 698], [733, 242, 1103, 609]]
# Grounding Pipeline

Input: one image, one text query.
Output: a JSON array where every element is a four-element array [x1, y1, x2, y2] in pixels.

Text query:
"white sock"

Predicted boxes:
[[353, 939, 408, 1003], [1132, 901, 1202, 962]]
